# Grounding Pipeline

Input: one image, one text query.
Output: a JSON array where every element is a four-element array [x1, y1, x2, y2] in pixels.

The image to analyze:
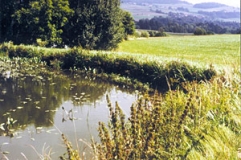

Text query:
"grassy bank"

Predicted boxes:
[[0, 42, 216, 91]]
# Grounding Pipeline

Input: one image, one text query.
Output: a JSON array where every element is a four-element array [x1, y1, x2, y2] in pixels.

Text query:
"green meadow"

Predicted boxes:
[[117, 34, 240, 67]]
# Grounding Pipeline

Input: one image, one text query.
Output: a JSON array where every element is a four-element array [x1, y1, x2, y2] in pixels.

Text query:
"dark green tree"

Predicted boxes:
[[194, 27, 207, 35], [0, 0, 17, 42], [122, 11, 135, 39], [63, 0, 125, 50], [12, 0, 73, 45], [1, 0, 135, 50]]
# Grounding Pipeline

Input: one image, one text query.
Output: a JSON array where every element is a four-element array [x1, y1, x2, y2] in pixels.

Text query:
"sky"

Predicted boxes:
[[183, 0, 240, 8]]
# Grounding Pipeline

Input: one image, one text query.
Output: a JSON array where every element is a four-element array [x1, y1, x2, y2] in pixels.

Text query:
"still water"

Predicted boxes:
[[0, 61, 137, 159]]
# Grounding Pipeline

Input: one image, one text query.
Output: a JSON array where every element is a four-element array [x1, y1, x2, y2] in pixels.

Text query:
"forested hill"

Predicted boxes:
[[121, 0, 190, 4], [121, 0, 240, 34], [193, 2, 227, 8], [121, 1, 240, 22], [136, 13, 240, 34]]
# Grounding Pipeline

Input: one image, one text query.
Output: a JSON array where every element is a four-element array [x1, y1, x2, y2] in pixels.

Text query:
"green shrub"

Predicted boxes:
[[194, 27, 207, 35], [134, 31, 141, 38], [148, 30, 167, 37], [140, 31, 149, 38]]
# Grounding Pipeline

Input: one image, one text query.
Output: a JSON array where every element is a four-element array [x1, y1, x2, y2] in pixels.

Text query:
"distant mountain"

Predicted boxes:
[[121, 0, 190, 4], [121, 0, 240, 22], [193, 2, 228, 9]]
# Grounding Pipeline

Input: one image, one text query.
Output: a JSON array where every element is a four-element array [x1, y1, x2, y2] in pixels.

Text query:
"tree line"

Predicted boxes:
[[197, 11, 240, 19], [0, 0, 135, 50], [136, 12, 240, 34]]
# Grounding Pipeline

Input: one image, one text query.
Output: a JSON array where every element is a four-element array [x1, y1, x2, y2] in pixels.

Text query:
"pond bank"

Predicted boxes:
[[0, 43, 216, 92]]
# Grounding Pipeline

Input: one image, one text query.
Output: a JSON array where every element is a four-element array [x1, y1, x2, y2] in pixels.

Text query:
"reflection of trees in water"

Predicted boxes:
[[0, 72, 111, 136]]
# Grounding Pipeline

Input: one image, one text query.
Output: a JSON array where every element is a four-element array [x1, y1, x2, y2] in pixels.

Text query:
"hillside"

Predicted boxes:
[[121, 0, 190, 4], [121, 1, 240, 22], [193, 2, 227, 8]]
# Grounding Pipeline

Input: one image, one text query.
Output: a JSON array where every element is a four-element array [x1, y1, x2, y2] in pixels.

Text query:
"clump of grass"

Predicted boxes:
[[93, 70, 241, 159]]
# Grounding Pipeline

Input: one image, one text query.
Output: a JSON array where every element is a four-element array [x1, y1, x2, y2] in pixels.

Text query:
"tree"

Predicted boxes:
[[12, 0, 73, 46], [64, 0, 125, 50], [194, 27, 207, 35], [2, 0, 134, 50], [0, 0, 17, 42], [122, 11, 135, 39]]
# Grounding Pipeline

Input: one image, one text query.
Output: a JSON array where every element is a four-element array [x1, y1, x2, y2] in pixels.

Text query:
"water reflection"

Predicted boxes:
[[0, 72, 114, 135], [0, 63, 137, 159]]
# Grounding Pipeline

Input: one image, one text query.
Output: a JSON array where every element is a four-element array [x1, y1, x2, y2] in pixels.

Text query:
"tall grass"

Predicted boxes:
[[93, 68, 241, 159]]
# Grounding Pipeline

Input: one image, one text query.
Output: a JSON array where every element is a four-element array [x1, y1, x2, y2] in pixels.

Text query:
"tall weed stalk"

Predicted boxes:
[[94, 72, 241, 159]]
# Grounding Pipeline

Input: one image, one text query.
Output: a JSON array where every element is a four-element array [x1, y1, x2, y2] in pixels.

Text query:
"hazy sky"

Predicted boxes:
[[183, 0, 240, 8]]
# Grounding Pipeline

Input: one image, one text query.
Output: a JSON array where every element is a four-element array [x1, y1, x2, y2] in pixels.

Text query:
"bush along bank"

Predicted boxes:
[[0, 43, 216, 91]]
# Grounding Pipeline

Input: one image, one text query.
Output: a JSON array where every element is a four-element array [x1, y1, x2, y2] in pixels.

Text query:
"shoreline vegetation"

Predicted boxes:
[[0, 42, 216, 92], [0, 34, 240, 159]]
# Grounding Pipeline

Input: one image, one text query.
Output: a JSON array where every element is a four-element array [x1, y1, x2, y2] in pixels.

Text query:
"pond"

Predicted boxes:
[[0, 58, 138, 159]]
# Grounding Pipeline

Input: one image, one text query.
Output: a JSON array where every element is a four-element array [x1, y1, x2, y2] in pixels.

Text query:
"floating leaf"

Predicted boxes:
[[13, 120, 18, 124], [21, 101, 27, 104], [0, 124, 5, 131], [3, 113, 9, 116], [16, 136, 22, 139], [25, 98, 32, 101], [2, 151, 9, 154], [34, 101, 40, 104], [46, 129, 56, 133]]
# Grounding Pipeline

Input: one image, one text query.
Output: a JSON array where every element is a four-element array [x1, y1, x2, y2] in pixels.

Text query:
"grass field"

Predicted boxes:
[[117, 34, 240, 68]]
